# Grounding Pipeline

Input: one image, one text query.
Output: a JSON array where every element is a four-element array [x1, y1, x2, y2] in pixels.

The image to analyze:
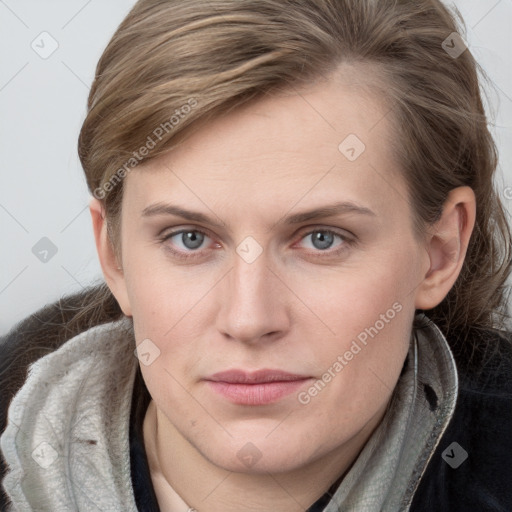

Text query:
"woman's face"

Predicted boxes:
[[116, 72, 431, 473]]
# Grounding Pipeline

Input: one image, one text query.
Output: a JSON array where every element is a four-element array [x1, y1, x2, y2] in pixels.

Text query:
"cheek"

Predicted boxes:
[[293, 249, 416, 409], [123, 246, 186, 330], [294, 315, 412, 446], [296, 243, 416, 339], [125, 259, 211, 400]]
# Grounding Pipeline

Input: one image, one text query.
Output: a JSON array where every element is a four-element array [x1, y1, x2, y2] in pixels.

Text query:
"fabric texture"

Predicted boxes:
[[1, 311, 511, 511], [1, 317, 139, 512]]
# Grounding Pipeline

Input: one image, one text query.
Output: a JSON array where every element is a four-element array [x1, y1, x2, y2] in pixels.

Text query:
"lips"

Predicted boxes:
[[206, 368, 310, 384], [204, 369, 313, 405]]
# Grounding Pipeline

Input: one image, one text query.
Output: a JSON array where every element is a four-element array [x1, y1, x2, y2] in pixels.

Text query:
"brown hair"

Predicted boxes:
[[74, 0, 511, 362]]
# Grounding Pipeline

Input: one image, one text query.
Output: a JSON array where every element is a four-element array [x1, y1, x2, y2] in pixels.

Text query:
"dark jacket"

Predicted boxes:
[[1, 291, 512, 511]]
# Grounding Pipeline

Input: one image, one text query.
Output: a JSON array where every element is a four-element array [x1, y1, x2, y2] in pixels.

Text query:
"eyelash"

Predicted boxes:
[[158, 227, 355, 261]]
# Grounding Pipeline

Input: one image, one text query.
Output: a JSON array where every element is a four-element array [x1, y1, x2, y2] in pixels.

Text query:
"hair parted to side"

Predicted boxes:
[[76, 0, 511, 364]]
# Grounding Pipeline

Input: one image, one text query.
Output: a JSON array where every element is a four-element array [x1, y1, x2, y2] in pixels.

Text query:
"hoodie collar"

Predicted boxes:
[[1, 316, 139, 511]]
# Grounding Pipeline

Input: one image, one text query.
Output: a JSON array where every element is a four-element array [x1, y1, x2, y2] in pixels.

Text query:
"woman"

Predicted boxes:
[[1, 0, 512, 510]]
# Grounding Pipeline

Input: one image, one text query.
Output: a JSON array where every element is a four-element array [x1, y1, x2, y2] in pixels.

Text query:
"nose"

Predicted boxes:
[[216, 245, 290, 345]]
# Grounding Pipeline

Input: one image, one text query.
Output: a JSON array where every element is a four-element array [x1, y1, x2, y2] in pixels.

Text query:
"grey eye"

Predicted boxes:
[[177, 231, 206, 250], [309, 230, 336, 250]]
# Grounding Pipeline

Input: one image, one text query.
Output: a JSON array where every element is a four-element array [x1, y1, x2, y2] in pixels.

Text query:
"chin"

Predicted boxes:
[[195, 432, 317, 474]]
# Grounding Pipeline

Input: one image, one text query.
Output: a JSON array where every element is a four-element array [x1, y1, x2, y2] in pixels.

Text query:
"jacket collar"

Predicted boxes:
[[0, 312, 457, 511]]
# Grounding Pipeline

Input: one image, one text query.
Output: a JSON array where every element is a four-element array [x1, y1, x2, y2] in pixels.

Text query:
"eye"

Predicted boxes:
[[295, 228, 353, 256], [159, 229, 215, 260]]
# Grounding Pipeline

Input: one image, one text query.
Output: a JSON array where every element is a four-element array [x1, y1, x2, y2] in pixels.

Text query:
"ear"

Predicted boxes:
[[89, 197, 132, 317], [415, 186, 476, 311]]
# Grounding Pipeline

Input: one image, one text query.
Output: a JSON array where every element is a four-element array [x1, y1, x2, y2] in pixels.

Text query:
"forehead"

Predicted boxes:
[[123, 68, 410, 225]]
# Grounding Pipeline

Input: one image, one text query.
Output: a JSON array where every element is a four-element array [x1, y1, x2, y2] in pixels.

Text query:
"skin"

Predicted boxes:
[[90, 67, 476, 511]]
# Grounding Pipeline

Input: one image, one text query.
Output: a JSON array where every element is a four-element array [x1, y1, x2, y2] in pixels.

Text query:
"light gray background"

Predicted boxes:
[[1, 0, 511, 335]]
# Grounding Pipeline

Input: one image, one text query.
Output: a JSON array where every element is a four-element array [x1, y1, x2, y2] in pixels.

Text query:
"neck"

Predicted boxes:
[[143, 399, 389, 512]]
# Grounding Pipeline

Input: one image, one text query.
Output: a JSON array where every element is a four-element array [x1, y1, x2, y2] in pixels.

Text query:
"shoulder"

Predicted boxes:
[[0, 304, 63, 508], [0, 284, 122, 414], [0, 285, 119, 416], [0, 285, 123, 510], [411, 326, 512, 511]]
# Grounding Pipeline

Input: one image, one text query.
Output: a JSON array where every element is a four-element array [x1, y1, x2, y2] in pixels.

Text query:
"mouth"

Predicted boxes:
[[203, 369, 313, 405]]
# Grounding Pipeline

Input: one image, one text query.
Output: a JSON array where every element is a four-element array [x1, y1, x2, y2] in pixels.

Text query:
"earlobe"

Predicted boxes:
[[89, 197, 133, 317], [415, 186, 476, 311]]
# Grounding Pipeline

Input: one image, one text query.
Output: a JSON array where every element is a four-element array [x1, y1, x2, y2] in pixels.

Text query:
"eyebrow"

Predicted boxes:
[[141, 201, 376, 228]]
